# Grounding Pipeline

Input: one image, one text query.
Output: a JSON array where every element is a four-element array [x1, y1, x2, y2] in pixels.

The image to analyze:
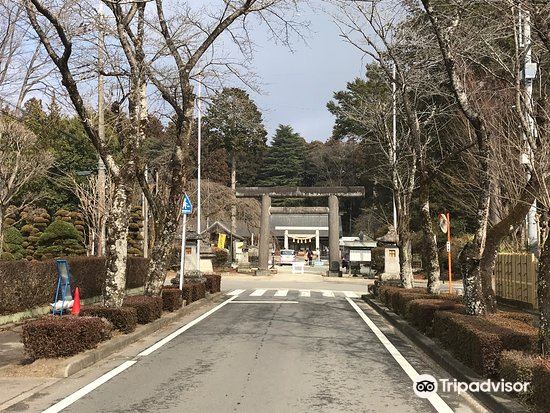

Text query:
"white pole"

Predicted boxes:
[[522, 8, 539, 256], [179, 213, 188, 290], [392, 64, 398, 230], [196, 80, 202, 273]]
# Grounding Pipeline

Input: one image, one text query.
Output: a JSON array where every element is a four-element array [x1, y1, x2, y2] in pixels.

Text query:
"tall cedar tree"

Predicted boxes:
[[259, 125, 307, 187], [204, 88, 267, 186]]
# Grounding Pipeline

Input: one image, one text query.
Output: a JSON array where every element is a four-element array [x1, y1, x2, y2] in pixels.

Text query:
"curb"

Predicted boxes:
[[362, 296, 530, 413], [62, 292, 224, 377], [322, 277, 373, 285]]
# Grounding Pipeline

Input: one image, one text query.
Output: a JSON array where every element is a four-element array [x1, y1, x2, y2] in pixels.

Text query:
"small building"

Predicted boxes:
[[340, 233, 377, 274], [269, 212, 342, 259]]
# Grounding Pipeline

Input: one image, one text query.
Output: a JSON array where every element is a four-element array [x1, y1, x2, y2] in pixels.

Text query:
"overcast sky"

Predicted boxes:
[[246, 8, 367, 143]]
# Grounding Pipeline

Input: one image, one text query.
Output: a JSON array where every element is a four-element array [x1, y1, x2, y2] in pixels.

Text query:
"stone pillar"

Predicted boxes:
[[257, 194, 271, 275], [284, 230, 289, 249], [328, 195, 340, 275], [315, 229, 320, 260]]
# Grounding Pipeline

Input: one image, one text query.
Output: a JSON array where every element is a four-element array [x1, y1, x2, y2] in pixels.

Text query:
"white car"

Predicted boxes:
[[279, 249, 296, 265]]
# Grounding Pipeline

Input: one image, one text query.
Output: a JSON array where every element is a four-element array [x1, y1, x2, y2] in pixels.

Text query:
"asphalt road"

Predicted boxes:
[[25, 284, 486, 413]]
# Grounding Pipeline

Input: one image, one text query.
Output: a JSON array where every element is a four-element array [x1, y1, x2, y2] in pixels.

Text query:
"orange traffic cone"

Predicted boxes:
[[71, 287, 81, 315]]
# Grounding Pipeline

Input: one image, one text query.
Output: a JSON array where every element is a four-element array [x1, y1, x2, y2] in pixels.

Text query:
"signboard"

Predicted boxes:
[[350, 249, 371, 262], [182, 194, 193, 214], [218, 233, 227, 249], [438, 213, 448, 234]]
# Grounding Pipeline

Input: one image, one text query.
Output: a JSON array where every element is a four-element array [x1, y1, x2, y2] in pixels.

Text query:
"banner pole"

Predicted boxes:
[[447, 212, 452, 294], [179, 213, 187, 290]]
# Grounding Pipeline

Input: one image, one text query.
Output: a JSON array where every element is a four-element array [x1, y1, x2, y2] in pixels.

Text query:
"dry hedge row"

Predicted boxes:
[[0, 256, 149, 315], [22, 315, 112, 359], [79, 306, 138, 334], [123, 295, 163, 324]]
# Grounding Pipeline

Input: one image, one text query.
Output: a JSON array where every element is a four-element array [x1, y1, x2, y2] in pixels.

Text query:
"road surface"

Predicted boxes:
[[5, 280, 487, 413]]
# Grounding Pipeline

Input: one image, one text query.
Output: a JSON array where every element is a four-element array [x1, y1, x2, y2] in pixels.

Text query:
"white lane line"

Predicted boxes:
[[322, 290, 335, 297], [344, 291, 359, 298], [227, 289, 245, 296], [250, 289, 267, 297], [42, 360, 137, 413], [274, 289, 288, 297], [138, 295, 238, 357], [230, 300, 299, 304], [300, 290, 311, 297], [345, 298, 453, 413]]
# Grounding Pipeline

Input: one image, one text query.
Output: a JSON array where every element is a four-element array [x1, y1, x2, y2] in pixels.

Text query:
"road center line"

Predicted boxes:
[[345, 297, 453, 413], [41, 360, 137, 413]]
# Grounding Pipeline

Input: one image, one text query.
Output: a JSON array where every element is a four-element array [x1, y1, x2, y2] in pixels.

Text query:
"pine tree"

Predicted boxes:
[[259, 125, 307, 187]]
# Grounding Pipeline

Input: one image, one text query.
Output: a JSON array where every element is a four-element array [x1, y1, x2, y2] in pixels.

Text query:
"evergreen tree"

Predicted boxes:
[[203, 88, 267, 186], [259, 125, 307, 187]]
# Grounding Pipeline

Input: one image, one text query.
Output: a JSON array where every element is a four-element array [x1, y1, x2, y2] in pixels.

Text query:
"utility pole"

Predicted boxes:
[[97, 1, 106, 256], [196, 79, 202, 273], [520, 5, 539, 256], [391, 64, 398, 231]]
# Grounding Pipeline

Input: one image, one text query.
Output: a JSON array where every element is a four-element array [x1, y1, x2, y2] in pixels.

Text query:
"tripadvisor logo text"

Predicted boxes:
[[413, 374, 530, 398]]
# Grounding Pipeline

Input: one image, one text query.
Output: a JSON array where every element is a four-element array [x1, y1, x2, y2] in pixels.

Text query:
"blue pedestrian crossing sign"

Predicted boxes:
[[182, 194, 193, 214]]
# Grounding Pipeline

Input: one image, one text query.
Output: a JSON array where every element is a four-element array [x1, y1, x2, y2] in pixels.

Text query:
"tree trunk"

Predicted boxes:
[[0, 206, 4, 255], [230, 151, 237, 262], [144, 214, 177, 296], [103, 180, 130, 307], [398, 212, 413, 289], [419, 185, 440, 294]]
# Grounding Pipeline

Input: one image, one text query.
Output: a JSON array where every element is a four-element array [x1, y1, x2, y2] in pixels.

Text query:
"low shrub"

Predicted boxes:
[[22, 315, 112, 359], [79, 306, 137, 334], [204, 274, 221, 293], [162, 288, 183, 312], [499, 351, 550, 411], [433, 311, 538, 376], [212, 248, 229, 268], [182, 284, 193, 305], [498, 311, 534, 326], [406, 299, 458, 334], [532, 357, 550, 411], [123, 295, 163, 324], [499, 350, 536, 403], [182, 282, 207, 303]]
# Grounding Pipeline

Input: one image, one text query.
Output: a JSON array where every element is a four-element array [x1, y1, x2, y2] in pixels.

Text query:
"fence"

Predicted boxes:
[[494, 253, 538, 309]]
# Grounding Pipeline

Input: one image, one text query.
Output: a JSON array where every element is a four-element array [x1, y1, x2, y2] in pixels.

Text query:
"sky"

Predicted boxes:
[[245, 7, 367, 143]]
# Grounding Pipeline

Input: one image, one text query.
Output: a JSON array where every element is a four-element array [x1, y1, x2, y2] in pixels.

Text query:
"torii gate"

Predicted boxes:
[[235, 186, 365, 276]]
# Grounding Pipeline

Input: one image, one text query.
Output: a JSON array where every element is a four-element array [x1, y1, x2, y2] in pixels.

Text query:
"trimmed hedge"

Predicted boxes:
[[204, 273, 221, 293], [406, 299, 459, 334], [182, 282, 206, 304], [377, 286, 460, 317], [162, 288, 183, 312], [123, 295, 162, 324], [433, 311, 538, 376], [79, 306, 138, 334], [499, 351, 550, 411], [22, 315, 112, 359], [0, 256, 149, 315]]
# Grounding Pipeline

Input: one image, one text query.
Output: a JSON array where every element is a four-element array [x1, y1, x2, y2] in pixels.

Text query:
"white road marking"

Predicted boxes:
[[230, 300, 299, 304], [344, 291, 359, 298], [227, 289, 245, 296], [274, 289, 288, 297], [138, 295, 238, 357], [346, 298, 453, 413], [250, 289, 267, 297], [299, 290, 311, 297], [41, 360, 137, 413], [322, 290, 335, 297]]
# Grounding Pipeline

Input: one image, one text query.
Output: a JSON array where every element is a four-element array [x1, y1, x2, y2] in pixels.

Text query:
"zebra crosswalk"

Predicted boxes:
[[227, 288, 361, 299]]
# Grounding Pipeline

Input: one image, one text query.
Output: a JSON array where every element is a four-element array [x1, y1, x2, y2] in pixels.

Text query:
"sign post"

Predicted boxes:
[[439, 212, 452, 294], [179, 194, 193, 290]]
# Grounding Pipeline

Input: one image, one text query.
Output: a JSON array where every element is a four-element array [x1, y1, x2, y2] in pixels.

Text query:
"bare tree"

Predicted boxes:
[[24, 0, 142, 307], [0, 116, 53, 253], [98, 0, 304, 294]]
